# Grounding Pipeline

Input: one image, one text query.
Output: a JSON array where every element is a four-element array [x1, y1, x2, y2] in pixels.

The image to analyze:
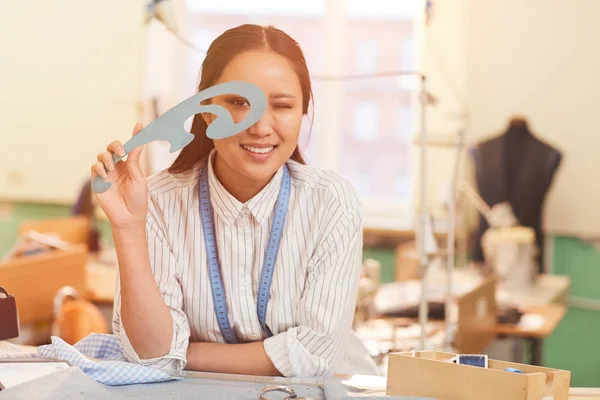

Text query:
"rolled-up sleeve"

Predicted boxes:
[[112, 195, 191, 375], [263, 207, 363, 377]]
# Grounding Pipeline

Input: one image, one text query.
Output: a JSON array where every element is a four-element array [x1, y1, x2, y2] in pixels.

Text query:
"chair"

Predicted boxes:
[[52, 286, 108, 345]]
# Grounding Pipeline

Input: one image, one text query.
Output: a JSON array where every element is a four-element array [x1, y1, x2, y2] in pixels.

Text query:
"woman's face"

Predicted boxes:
[[204, 50, 304, 184]]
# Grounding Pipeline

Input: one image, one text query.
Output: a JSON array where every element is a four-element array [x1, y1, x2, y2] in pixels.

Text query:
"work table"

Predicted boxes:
[[3, 344, 599, 400]]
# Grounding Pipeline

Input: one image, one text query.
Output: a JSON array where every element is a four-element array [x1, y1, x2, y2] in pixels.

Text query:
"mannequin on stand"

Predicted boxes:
[[470, 116, 562, 273]]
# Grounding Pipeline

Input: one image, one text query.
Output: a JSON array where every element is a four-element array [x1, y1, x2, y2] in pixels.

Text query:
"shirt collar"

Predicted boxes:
[[206, 149, 285, 226]]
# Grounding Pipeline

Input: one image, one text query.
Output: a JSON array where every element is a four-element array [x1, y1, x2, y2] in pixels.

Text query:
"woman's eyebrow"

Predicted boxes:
[[270, 92, 296, 99]]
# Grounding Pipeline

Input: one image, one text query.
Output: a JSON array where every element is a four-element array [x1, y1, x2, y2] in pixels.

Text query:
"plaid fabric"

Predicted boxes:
[[38, 333, 182, 386]]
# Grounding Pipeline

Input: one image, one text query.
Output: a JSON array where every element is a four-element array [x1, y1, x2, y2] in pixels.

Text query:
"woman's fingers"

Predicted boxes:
[[107, 141, 126, 158], [91, 161, 107, 178], [132, 122, 143, 136], [92, 123, 144, 180], [97, 151, 115, 171]]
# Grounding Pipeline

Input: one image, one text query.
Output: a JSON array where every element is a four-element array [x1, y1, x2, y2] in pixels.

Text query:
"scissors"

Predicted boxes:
[[258, 385, 319, 400]]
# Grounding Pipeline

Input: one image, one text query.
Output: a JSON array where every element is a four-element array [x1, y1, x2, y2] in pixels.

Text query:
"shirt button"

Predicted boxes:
[[238, 219, 247, 227], [243, 277, 252, 286], [250, 334, 260, 341]]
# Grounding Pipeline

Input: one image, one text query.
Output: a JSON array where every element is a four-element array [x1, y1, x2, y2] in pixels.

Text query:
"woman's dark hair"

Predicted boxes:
[[169, 24, 312, 173]]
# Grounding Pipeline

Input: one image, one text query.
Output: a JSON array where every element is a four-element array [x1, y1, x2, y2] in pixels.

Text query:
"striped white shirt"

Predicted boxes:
[[112, 149, 380, 377]]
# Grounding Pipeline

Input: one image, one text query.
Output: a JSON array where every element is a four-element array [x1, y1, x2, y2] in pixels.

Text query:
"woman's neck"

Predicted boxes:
[[212, 154, 273, 203]]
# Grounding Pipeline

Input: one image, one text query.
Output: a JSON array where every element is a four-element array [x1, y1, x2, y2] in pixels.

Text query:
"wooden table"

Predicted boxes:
[[183, 372, 600, 399], [368, 272, 570, 366], [495, 275, 571, 366], [496, 274, 571, 308], [495, 304, 567, 338], [6, 347, 600, 400], [570, 388, 600, 399]]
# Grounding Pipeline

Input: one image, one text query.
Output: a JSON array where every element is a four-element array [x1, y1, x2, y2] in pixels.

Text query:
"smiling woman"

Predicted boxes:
[[91, 24, 380, 378]]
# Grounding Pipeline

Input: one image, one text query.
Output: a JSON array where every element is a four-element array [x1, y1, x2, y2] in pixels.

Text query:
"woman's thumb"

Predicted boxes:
[[127, 144, 144, 165], [126, 145, 146, 182]]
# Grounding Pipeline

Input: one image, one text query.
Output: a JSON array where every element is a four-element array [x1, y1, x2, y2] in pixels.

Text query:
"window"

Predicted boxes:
[[150, 0, 423, 227], [352, 101, 378, 141], [340, 1, 422, 222], [399, 35, 418, 90], [352, 169, 373, 196], [397, 105, 414, 142], [394, 175, 411, 197], [401, 35, 415, 70], [355, 39, 378, 73]]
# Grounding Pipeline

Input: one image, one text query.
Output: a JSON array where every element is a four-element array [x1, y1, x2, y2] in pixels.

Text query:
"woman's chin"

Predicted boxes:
[[238, 158, 285, 183], [240, 164, 280, 183]]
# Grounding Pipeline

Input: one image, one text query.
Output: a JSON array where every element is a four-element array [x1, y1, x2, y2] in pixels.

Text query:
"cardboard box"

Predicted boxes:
[[394, 241, 419, 281], [0, 245, 87, 324], [387, 350, 570, 400]]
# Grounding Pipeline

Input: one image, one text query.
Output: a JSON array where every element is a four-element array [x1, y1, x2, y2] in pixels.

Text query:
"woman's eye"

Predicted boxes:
[[273, 103, 293, 109], [230, 98, 250, 107]]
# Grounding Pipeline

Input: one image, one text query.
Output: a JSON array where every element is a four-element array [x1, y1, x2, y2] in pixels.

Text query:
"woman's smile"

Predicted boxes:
[[241, 143, 278, 161]]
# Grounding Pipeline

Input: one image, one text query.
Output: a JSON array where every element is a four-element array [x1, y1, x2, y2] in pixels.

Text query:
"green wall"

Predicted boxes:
[[0, 203, 71, 256], [363, 247, 396, 284], [2, 203, 599, 386], [545, 237, 600, 387], [0, 202, 112, 257]]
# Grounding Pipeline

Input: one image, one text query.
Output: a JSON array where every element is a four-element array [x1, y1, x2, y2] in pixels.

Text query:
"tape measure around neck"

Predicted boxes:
[[199, 164, 291, 344]]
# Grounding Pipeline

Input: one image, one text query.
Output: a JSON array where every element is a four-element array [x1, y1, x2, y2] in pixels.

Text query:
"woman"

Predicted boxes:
[[92, 24, 379, 378]]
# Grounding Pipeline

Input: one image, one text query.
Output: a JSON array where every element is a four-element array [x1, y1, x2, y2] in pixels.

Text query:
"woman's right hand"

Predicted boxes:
[[91, 122, 148, 229]]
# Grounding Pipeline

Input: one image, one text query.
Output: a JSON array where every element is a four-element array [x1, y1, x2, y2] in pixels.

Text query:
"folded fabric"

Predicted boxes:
[[38, 333, 182, 386]]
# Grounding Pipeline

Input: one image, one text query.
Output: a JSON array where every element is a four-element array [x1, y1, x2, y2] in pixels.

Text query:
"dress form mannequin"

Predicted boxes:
[[470, 117, 562, 273], [504, 117, 530, 192]]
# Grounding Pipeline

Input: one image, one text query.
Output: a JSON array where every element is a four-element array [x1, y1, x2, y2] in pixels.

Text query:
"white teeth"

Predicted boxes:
[[242, 145, 274, 154]]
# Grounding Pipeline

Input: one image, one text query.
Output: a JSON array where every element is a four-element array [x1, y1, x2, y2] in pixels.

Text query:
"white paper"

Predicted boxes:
[[518, 313, 546, 331], [0, 362, 71, 389], [0, 342, 23, 357]]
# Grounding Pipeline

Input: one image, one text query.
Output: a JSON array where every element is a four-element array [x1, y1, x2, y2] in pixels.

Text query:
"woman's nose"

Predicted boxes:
[[247, 112, 274, 137]]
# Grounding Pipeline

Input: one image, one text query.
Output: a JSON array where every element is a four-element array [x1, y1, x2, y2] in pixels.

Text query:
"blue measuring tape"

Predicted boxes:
[[199, 164, 291, 344]]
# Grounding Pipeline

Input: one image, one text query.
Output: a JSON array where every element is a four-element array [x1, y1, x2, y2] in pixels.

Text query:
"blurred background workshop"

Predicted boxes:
[[1, 0, 599, 391]]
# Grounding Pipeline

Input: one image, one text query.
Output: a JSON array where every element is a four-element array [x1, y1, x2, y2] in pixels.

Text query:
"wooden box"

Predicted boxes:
[[387, 350, 570, 400], [0, 245, 87, 324], [19, 216, 91, 246], [394, 241, 419, 282], [455, 275, 497, 354]]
